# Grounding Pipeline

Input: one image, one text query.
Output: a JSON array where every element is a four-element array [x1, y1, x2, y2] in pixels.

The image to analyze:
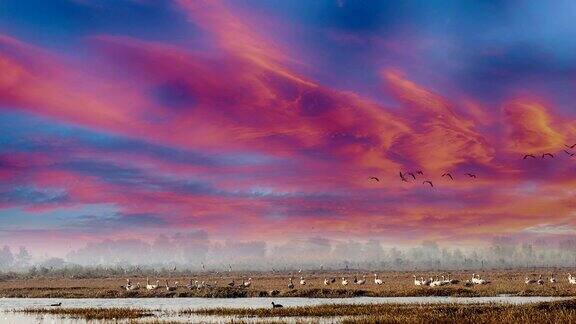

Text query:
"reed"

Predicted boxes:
[[18, 307, 154, 320], [186, 299, 576, 323]]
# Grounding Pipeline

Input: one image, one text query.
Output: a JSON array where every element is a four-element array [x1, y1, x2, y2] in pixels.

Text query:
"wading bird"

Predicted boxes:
[[474, 274, 488, 285], [146, 278, 159, 290], [288, 277, 295, 289], [413, 275, 424, 286], [447, 275, 459, 284], [165, 280, 176, 292], [550, 276, 557, 283]]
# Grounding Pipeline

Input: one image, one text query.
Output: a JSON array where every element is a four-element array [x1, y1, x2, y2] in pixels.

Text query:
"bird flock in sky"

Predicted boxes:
[[369, 142, 576, 188], [369, 170, 478, 188]]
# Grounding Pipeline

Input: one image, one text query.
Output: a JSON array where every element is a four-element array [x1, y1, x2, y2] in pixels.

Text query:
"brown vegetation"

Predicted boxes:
[[18, 307, 154, 320], [1, 268, 575, 298], [188, 300, 576, 323]]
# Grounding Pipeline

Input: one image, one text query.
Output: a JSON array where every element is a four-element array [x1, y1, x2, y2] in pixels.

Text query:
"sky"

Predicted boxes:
[[1, 0, 576, 254]]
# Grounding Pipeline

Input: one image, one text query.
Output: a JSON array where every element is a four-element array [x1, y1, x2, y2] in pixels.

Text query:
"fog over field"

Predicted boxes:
[[1, 231, 576, 272]]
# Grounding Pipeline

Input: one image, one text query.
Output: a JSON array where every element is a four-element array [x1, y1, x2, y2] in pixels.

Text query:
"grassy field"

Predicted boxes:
[[15, 300, 576, 323], [1, 268, 576, 298]]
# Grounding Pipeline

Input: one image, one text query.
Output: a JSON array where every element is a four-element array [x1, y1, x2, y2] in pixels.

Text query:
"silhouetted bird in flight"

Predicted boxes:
[[523, 154, 536, 159], [423, 180, 434, 187], [407, 172, 416, 180], [442, 173, 454, 180], [542, 153, 554, 159], [565, 143, 576, 149], [564, 150, 575, 157], [368, 176, 380, 182], [465, 173, 477, 178], [399, 172, 408, 182], [416, 170, 424, 175]]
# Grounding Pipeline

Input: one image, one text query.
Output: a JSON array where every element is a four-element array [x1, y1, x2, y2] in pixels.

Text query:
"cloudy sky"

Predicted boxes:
[[1, 0, 576, 253]]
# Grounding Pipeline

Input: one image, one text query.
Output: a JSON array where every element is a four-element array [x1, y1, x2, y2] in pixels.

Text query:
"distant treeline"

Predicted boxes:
[[1, 235, 576, 277]]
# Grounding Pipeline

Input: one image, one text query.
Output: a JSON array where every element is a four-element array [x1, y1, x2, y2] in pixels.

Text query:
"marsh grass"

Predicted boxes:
[[18, 307, 155, 320], [3, 269, 576, 298], [187, 300, 576, 323], [0, 282, 571, 299]]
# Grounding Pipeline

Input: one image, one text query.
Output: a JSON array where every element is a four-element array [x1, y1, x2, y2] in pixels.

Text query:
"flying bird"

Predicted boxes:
[[441, 173, 454, 180], [523, 154, 536, 159], [399, 172, 408, 182], [407, 172, 416, 180], [416, 170, 424, 175], [564, 150, 575, 157], [423, 180, 434, 187], [565, 143, 576, 149], [368, 176, 380, 182], [465, 173, 477, 178], [542, 153, 554, 159]]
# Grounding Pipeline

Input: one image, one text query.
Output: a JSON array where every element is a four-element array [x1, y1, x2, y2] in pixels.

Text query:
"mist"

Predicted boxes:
[[1, 231, 576, 274]]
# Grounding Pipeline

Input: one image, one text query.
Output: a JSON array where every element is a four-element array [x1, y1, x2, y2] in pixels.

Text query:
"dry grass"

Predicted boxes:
[[14, 300, 576, 323], [188, 300, 576, 323], [18, 307, 155, 320], [1, 268, 575, 298]]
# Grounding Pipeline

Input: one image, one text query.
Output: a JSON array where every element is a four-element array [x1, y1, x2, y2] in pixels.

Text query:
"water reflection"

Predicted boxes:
[[1, 296, 570, 324]]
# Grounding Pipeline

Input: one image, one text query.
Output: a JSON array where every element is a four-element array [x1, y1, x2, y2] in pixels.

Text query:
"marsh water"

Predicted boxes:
[[0, 296, 570, 323]]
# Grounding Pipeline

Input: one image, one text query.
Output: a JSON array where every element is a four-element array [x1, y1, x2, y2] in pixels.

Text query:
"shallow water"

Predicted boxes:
[[0, 296, 570, 323]]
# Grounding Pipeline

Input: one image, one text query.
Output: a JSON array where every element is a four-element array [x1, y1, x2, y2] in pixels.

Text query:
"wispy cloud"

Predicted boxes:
[[1, 0, 576, 252]]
